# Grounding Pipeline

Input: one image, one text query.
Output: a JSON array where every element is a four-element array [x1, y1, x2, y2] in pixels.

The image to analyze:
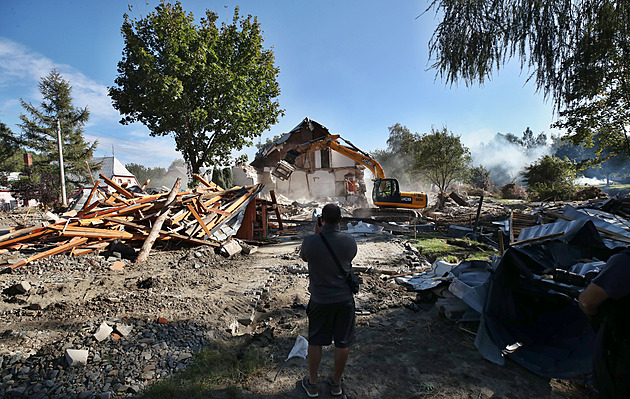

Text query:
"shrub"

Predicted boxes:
[[468, 165, 491, 190], [522, 155, 576, 201], [500, 183, 528, 199]]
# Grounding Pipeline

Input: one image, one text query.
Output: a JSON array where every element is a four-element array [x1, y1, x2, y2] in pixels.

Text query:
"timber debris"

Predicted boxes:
[[0, 174, 270, 271]]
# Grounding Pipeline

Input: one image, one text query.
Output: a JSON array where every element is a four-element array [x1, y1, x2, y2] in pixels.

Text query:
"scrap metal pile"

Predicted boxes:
[[396, 196, 630, 380], [0, 173, 263, 272]]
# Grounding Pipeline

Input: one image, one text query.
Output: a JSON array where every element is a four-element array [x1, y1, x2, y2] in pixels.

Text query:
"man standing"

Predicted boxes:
[[300, 203, 357, 398], [579, 248, 630, 398]]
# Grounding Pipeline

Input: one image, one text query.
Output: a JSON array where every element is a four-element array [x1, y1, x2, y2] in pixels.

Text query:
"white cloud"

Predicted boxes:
[[0, 37, 117, 123], [85, 131, 181, 168]]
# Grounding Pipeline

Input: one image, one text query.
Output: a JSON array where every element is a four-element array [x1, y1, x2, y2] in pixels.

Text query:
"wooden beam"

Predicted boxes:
[[8, 237, 89, 270], [136, 178, 181, 263], [186, 203, 212, 237], [99, 173, 134, 199], [79, 180, 101, 213], [193, 173, 221, 190]]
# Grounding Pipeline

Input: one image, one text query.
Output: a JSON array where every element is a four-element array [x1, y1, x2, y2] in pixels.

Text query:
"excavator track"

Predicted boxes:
[[352, 207, 420, 222]]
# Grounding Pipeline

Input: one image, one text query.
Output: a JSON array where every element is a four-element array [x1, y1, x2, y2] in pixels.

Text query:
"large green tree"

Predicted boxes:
[[371, 123, 420, 187], [109, 2, 283, 179], [427, 1, 630, 155], [413, 126, 471, 197], [125, 163, 167, 187], [18, 69, 97, 204]]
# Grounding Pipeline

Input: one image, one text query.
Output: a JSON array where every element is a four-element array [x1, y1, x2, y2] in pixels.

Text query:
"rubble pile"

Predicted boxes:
[[0, 174, 265, 271]]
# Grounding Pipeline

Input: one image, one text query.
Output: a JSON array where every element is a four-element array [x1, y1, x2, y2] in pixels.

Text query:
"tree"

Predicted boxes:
[[0, 122, 21, 166], [109, 2, 283, 180], [427, 1, 630, 155], [0, 122, 24, 184], [498, 128, 547, 153], [522, 155, 576, 201], [371, 123, 421, 186], [413, 126, 471, 197], [125, 163, 167, 187], [17, 69, 97, 204], [468, 165, 491, 190]]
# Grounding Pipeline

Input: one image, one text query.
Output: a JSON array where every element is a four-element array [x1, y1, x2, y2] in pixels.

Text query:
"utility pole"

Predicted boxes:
[[57, 119, 67, 206]]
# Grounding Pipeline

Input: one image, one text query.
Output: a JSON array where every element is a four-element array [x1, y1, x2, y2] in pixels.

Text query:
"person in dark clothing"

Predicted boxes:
[[579, 249, 630, 398], [299, 203, 357, 398]]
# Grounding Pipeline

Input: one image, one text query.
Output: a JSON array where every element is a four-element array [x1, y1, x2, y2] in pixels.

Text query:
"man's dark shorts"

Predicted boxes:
[[307, 299, 356, 348]]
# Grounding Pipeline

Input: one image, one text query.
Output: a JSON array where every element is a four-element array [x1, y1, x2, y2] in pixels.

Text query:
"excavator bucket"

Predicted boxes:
[[271, 160, 295, 180]]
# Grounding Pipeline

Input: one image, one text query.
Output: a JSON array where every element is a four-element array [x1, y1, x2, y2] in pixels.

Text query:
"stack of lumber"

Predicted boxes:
[[0, 173, 263, 271]]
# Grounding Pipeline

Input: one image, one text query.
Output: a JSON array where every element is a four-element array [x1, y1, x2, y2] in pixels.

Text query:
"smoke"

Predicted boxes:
[[470, 135, 551, 186]]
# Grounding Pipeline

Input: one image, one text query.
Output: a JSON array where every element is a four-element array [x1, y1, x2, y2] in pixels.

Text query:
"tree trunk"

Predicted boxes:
[[136, 178, 181, 263]]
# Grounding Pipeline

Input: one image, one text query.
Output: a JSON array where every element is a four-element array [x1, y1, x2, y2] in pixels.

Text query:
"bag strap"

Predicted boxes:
[[319, 233, 348, 279]]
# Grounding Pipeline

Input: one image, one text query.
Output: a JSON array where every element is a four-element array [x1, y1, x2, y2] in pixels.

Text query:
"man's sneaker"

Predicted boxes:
[[301, 376, 319, 398], [327, 375, 343, 396]]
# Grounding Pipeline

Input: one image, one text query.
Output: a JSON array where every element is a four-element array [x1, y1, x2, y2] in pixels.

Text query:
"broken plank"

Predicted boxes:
[[186, 203, 212, 237], [0, 229, 52, 249], [136, 178, 181, 263], [8, 237, 89, 270], [99, 173, 135, 199], [79, 180, 101, 213]]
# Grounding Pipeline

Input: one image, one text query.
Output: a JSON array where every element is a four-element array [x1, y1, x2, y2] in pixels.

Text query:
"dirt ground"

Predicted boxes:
[[0, 215, 597, 399]]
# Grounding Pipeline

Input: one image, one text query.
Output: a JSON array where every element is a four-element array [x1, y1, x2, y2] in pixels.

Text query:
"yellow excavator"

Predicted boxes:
[[272, 134, 427, 209]]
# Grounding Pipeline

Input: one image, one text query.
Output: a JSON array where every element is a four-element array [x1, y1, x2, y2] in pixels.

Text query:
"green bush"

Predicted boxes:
[[522, 155, 576, 201]]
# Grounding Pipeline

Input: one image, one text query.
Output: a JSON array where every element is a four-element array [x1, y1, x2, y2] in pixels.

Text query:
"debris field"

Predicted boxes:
[[2, 191, 628, 398]]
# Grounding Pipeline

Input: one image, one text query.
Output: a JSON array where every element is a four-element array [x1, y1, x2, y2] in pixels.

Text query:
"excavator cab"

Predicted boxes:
[[373, 178, 427, 209], [373, 178, 400, 203]]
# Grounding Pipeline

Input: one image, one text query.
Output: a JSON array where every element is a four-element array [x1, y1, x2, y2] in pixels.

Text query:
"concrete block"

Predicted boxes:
[[4, 281, 31, 296], [65, 349, 89, 366], [115, 324, 133, 337], [220, 240, 242, 257], [94, 322, 113, 342]]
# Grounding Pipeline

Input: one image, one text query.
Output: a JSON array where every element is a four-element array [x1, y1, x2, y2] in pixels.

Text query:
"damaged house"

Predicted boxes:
[[246, 117, 368, 204]]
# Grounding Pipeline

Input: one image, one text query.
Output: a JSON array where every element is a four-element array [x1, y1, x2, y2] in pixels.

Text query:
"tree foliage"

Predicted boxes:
[[17, 69, 97, 205], [427, 1, 629, 105], [522, 155, 576, 200], [468, 165, 491, 190], [500, 127, 547, 150], [0, 122, 21, 168], [125, 163, 167, 187], [371, 123, 421, 187], [109, 1, 283, 178], [427, 1, 630, 156], [413, 126, 471, 195]]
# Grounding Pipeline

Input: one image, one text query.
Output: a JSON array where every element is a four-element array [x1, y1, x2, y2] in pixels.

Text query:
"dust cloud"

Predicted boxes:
[[470, 136, 551, 186]]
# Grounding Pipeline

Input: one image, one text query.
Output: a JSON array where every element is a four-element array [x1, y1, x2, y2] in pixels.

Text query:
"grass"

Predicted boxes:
[[409, 233, 497, 263], [597, 183, 630, 197], [143, 338, 271, 399]]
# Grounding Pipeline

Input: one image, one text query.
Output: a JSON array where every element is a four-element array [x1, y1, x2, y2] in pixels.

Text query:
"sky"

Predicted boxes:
[[0, 0, 562, 170]]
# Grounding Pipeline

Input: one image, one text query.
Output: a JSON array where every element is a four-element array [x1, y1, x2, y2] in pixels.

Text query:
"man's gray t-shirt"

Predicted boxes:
[[300, 224, 357, 304]]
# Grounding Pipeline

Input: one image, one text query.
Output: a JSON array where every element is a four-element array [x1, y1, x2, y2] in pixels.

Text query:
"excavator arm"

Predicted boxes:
[[282, 134, 386, 178]]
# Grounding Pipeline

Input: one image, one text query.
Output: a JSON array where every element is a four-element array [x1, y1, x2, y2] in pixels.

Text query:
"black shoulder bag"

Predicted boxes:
[[319, 233, 360, 294]]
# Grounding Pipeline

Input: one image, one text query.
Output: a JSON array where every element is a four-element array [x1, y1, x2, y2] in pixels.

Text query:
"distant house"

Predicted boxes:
[[91, 156, 139, 188], [245, 117, 367, 202], [0, 172, 38, 210]]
